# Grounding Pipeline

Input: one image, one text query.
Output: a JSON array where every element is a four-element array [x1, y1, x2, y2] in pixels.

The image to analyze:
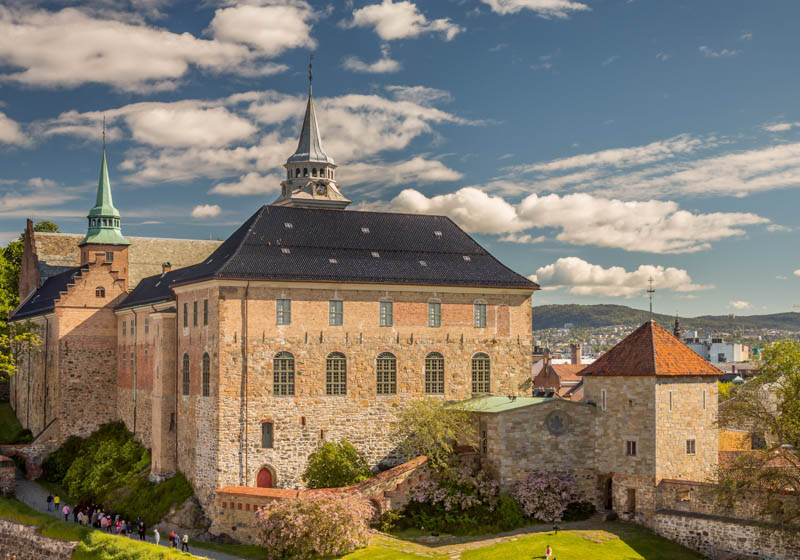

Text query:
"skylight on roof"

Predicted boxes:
[[155, 281, 161, 287], [281, 248, 291, 254], [329, 258, 338, 264], [371, 252, 380, 258], [361, 227, 370, 234], [206, 258, 213, 264], [284, 222, 293, 229], [434, 230, 442, 237], [463, 255, 471, 262], [419, 260, 427, 267]]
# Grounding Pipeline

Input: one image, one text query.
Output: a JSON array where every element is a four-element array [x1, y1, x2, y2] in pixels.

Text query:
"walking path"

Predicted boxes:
[[13, 472, 247, 560]]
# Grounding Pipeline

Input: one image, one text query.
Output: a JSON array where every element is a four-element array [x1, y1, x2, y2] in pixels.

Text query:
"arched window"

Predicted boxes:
[[425, 352, 444, 394], [273, 352, 295, 396], [472, 353, 490, 394], [202, 353, 210, 397], [312, 168, 317, 177], [295, 167, 300, 177], [182, 354, 190, 396], [326, 352, 346, 395], [376, 353, 396, 395], [303, 167, 308, 177], [95, 287, 105, 298]]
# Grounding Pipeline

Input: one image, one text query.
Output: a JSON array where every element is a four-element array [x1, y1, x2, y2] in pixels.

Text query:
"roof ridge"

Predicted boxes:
[[216, 205, 268, 278], [649, 321, 658, 375]]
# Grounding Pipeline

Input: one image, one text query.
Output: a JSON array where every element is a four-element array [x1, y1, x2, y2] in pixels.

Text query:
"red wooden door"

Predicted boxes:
[[257, 468, 273, 488]]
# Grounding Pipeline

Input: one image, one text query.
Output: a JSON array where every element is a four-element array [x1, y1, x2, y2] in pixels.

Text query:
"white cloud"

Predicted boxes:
[[776, 275, 788, 280], [729, 300, 752, 310], [377, 188, 770, 253], [699, 45, 740, 58], [209, 172, 282, 196], [602, 55, 619, 66], [767, 224, 791, 232], [480, 0, 589, 18], [343, 44, 401, 73], [343, 0, 463, 41], [489, 42, 508, 52], [763, 122, 800, 132], [740, 32, 753, 41], [0, 5, 289, 92], [385, 85, 452, 106], [530, 257, 713, 297], [0, 111, 28, 146], [0, 177, 82, 217], [341, 156, 462, 187], [656, 52, 670, 62], [191, 204, 221, 218], [794, 269, 800, 277]]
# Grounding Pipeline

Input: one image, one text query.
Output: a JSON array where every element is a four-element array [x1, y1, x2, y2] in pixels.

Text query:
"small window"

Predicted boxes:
[[626, 440, 637, 457], [686, 439, 696, 455], [717, 353, 726, 363], [329, 300, 343, 326], [144, 317, 149, 334], [472, 353, 490, 394], [284, 222, 294, 229], [202, 353, 210, 397], [702, 390, 706, 410], [379, 301, 393, 327], [428, 302, 441, 327], [434, 230, 442, 238], [182, 354, 190, 396], [122, 352, 126, 365], [601, 389, 607, 411], [376, 352, 397, 395], [295, 168, 300, 177], [281, 247, 291, 254], [193, 301, 198, 326], [95, 286, 105, 298], [122, 320, 126, 336], [463, 255, 471, 261], [303, 167, 308, 177], [425, 352, 444, 394], [105, 251, 114, 262], [130, 351, 133, 366], [326, 352, 347, 395], [203, 299, 209, 326], [669, 391, 673, 412], [274, 352, 295, 396], [131, 320, 135, 337], [276, 299, 291, 325], [261, 422, 273, 448], [361, 227, 370, 234], [371, 251, 380, 258], [183, 302, 188, 328], [328, 258, 337, 264], [474, 303, 487, 328], [312, 167, 317, 177], [419, 260, 427, 267]]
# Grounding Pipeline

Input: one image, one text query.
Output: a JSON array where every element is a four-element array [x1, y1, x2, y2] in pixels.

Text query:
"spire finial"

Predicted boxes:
[[647, 277, 655, 320], [309, 53, 314, 92], [102, 115, 106, 151]]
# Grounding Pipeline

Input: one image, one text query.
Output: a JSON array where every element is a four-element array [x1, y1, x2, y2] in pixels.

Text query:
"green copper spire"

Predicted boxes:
[[79, 145, 130, 247]]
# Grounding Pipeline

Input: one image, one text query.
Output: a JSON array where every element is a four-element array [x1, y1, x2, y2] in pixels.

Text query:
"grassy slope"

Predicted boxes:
[[0, 402, 26, 444]]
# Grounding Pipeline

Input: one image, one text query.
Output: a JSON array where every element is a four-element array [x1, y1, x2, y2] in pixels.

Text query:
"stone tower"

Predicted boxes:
[[78, 144, 131, 288], [272, 69, 350, 209]]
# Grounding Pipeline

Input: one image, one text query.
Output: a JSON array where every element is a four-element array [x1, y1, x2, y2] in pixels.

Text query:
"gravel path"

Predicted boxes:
[[13, 471, 248, 560]]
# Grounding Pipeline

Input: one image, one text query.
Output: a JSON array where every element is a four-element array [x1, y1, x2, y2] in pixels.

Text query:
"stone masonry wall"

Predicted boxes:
[[0, 456, 14, 496], [0, 519, 77, 559]]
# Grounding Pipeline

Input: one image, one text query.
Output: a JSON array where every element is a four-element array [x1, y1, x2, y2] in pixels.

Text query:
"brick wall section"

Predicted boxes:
[[0, 519, 77, 559], [19, 219, 39, 301], [0, 456, 15, 496]]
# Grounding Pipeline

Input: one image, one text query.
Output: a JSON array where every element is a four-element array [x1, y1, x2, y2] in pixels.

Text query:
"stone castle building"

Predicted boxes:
[[10, 80, 722, 537]]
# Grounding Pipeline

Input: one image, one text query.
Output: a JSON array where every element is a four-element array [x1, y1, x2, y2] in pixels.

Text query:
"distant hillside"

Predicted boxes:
[[532, 304, 800, 332]]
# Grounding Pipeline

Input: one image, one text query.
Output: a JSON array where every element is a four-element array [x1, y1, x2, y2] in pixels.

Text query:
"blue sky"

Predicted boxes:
[[1, 0, 799, 316]]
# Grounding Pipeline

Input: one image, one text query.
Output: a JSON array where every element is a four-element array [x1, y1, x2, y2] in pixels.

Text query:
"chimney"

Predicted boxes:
[[161, 261, 172, 275], [18, 219, 41, 302], [543, 348, 552, 367], [570, 343, 582, 365]]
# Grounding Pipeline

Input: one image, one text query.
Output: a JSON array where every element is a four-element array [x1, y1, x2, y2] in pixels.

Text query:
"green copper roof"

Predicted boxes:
[[79, 149, 129, 247]]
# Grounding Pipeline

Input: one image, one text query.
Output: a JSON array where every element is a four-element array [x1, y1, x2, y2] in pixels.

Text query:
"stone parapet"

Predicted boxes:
[[0, 456, 14, 497], [0, 519, 77, 559]]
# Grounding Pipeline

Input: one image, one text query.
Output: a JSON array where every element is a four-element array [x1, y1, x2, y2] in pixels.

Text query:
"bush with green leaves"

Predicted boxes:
[[301, 440, 372, 489]]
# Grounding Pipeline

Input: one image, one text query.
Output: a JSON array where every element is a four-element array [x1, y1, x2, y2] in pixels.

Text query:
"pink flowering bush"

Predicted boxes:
[[513, 470, 575, 522], [256, 493, 373, 559]]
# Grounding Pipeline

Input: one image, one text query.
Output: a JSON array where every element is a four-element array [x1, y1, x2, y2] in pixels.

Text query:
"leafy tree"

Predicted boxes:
[[301, 440, 372, 489], [0, 320, 42, 381], [393, 397, 478, 471], [716, 340, 800, 529], [718, 381, 733, 401]]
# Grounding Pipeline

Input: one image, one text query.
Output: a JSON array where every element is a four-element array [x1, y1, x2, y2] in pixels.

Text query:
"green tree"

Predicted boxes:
[[393, 397, 478, 471], [0, 320, 42, 382], [716, 340, 800, 529], [301, 440, 372, 489]]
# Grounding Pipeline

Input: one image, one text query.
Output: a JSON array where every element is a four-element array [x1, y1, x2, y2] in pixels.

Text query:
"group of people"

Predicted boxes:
[[45, 494, 191, 552]]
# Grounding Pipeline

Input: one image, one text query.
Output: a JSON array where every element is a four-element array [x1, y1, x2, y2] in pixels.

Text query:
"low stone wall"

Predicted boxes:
[[0, 456, 14, 497], [653, 510, 800, 560], [0, 418, 60, 480], [0, 519, 77, 559]]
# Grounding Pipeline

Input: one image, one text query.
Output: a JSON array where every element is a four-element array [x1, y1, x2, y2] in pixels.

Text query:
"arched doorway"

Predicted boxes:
[[257, 467, 273, 488]]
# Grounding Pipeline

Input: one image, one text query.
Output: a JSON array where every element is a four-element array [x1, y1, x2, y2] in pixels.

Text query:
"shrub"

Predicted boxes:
[[302, 440, 372, 489], [42, 435, 88, 482], [376, 509, 405, 532], [495, 492, 526, 531], [256, 493, 372, 559], [563, 500, 596, 522], [513, 470, 575, 522]]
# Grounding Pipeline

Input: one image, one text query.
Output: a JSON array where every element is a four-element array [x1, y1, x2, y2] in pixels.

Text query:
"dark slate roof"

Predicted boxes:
[[40, 263, 75, 282], [119, 206, 537, 309], [11, 266, 84, 320]]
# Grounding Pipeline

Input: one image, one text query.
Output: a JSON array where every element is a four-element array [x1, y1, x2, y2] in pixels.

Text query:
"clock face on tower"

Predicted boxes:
[[315, 183, 328, 196]]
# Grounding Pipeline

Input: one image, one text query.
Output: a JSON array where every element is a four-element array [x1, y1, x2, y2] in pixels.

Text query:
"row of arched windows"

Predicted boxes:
[[89, 217, 120, 228], [182, 353, 210, 397], [287, 167, 334, 179], [270, 352, 491, 396]]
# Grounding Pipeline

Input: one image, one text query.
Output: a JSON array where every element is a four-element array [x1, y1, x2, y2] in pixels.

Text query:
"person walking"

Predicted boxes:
[[73, 506, 79, 523], [173, 532, 180, 549], [545, 544, 553, 560], [153, 528, 160, 547], [53, 495, 60, 511], [138, 521, 146, 541], [169, 531, 177, 548], [91, 510, 99, 528], [62, 504, 70, 522], [46, 494, 53, 512], [181, 533, 189, 552]]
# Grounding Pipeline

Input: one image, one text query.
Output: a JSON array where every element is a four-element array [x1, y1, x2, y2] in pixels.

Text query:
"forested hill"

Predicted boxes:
[[532, 304, 800, 332]]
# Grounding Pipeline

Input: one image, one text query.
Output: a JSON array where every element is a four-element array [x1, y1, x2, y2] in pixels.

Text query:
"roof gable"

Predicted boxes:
[[579, 321, 721, 377]]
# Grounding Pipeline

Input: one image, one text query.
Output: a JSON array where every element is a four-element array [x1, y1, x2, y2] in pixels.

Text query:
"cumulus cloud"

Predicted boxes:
[[343, 0, 463, 41], [0, 177, 82, 217], [530, 257, 712, 297], [377, 188, 770, 253], [729, 300, 752, 310], [385, 85, 453, 106], [0, 111, 28, 145], [0, 5, 293, 92], [341, 157, 462, 187], [763, 122, 800, 132], [191, 204, 221, 218], [480, 0, 589, 18], [767, 224, 791, 232], [699, 45, 740, 58], [794, 269, 800, 277], [209, 172, 282, 196], [343, 44, 401, 73]]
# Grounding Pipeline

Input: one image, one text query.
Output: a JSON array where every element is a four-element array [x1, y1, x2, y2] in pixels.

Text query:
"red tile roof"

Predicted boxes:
[[579, 321, 721, 377], [551, 364, 585, 381]]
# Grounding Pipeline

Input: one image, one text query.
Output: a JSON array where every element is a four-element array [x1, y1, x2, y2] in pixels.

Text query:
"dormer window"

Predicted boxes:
[[361, 227, 370, 234], [95, 287, 105, 298], [434, 231, 442, 238]]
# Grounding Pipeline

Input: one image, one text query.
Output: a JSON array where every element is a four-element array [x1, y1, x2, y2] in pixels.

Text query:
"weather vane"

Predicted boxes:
[[309, 54, 314, 87], [647, 277, 655, 320], [102, 115, 106, 151]]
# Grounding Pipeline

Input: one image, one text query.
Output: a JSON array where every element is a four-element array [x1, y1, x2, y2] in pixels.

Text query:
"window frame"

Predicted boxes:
[[276, 299, 291, 326], [376, 352, 397, 395], [625, 440, 637, 457], [193, 300, 198, 327], [182, 354, 190, 396], [122, 320, 126, 337], [471, 353, 491, 394], [183, 302, 188, 328], [601, 389, 607, 411], [273, 352, 295, 396], [261, 421, 274, 449], [379, 300, 393, 327], [425, 352, 445, 394], [686, 439, 696, 455], [329, 300, 343, 326], [325, 352, 347, 395], [428, 301, 441, 328], [202, 353, 211, 397], [474, 302, 487, 328], [105, 251, 114, 262], [144, 317, 149, 334], [95, 286, 105, 298], [203, 299, 209, 326]]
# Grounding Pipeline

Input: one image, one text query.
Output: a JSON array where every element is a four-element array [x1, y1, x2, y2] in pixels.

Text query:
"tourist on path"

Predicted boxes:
[[46, 494, 53, 511], [138, 521, 146, 541], [181, 533, 190, 552], [169, 531, 177, 548], [173, 532, 180, 549], [61, 504, 70, 522], [153, 528, 160, 546], [53, 495, 60, 510], [545, 544, 552, 560], [73, 506, 79, 523]]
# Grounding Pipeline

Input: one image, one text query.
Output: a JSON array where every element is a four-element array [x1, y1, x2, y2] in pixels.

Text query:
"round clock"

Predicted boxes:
[[315, 183, 328, 196]]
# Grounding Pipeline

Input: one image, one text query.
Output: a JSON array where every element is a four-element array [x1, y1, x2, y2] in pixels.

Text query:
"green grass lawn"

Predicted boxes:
[[0, 402, 28, 444]]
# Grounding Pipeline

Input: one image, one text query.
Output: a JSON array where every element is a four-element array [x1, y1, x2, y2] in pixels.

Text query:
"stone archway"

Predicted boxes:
[[256, 466, 275, 488]]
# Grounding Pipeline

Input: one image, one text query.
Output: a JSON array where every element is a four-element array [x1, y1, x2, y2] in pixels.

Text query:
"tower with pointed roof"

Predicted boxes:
[[273, 58, 351, 209]]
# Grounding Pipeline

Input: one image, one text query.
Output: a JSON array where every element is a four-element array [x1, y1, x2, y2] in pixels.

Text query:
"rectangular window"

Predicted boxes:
[[474, 303, 487, 328], [122, 352, 126, 366], [122, 320, 126, 336], [203, 299, 209, 326], [626, 440, 637, 457], [717, 353, 727, 363], [130, 351, 134, 367], [601, 389, 607, 411], [131, 320, 135, 337], [329, 300, 343, 326], [193, 301, 198, 326], [144, 317, 149, 334], [703, 390, 706, 410], [105, 251, 114, 262], [276, 299, 291, 325], [669, 391, 673, 412], [261, 422, 273, 449], [428, 302, 441, 327], [379, 301, 393, 327], [686, 439, 696, 455], [183, 302, 188, 328]]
